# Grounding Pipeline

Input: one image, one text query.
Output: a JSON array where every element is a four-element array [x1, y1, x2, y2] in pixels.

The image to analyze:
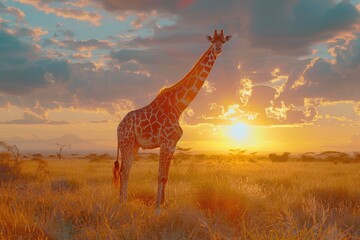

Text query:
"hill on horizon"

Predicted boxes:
[[2, 134, 113, 154]]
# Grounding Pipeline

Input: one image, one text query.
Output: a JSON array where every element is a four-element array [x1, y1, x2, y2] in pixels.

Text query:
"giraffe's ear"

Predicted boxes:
[[225, 35, 232, 42], [206, 35, 213, 42]]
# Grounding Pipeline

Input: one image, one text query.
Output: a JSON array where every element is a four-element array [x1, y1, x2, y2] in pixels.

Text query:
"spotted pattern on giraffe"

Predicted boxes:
[[113, 29, 232, 211]]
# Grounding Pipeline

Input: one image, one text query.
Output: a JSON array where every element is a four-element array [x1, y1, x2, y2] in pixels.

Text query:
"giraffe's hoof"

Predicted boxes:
[[154, 207, 161, 216], [119, 198, 127, 206]]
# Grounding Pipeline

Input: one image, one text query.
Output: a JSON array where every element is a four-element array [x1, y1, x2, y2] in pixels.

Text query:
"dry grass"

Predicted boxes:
[[0, 155, 359, 239]]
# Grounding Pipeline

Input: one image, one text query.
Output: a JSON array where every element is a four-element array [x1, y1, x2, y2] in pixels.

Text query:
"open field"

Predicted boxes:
[[1, 153, 360, 239]]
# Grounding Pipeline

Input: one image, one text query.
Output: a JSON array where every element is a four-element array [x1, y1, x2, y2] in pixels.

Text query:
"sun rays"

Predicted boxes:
[[228, 122, 249, 141]]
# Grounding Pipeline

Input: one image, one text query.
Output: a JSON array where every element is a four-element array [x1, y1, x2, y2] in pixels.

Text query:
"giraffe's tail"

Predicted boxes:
[[113, 145, 120, 188]]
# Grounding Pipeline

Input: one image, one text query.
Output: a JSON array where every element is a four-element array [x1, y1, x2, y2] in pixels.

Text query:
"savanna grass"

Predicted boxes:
[[0, 156, 359, 239]]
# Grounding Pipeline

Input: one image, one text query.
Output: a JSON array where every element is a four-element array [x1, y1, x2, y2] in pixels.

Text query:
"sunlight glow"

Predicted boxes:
[[228, 122, 249, 141]]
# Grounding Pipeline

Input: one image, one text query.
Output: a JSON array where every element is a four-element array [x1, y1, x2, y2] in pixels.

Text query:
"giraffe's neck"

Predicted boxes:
[[150, 46, 217, 118]]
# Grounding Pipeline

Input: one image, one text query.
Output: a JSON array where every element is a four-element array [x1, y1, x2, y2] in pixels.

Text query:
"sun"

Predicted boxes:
[[228, 122, 249, 141]]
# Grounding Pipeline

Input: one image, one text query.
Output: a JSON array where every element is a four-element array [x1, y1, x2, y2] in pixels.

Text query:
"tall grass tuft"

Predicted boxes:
[[51, 178, 81, 192], [196, 182, 249, 224], [305, 186, 360, 209], [0, 141, 23, 182]]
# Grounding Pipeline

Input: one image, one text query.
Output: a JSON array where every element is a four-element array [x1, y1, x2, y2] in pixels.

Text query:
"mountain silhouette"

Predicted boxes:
[[3, 134, 112, 154]]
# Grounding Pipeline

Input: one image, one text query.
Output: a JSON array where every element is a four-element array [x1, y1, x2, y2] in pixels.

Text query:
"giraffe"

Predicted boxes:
[[113, 29, 231, 211]]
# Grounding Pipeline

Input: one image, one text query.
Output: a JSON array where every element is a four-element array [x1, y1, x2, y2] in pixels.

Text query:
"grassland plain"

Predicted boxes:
[[1, 154, 360, 240]]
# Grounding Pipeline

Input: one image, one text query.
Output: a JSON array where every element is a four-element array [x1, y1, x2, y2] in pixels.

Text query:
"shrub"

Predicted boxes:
[[34, 158, 50, 180], [172, 154, 184, 166], [0, 141, 23, 182], [229, 148, 247, 160], [319, 151, 351, 163], [300, 152, 316, 162], [51, 178, 81, 192], [147, 153, 159, 162], [32, 153, 43, 158], [269, 152, 290, 162], [354, 152, 360, 163], [86, 153, 112, 162]]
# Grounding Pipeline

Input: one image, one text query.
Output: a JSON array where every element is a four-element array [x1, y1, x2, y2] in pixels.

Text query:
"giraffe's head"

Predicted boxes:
[[206, 29, 232, 56]]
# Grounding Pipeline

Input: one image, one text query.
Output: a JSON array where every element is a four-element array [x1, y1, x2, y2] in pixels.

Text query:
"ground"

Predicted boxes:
[[1, 154, 360, 239]]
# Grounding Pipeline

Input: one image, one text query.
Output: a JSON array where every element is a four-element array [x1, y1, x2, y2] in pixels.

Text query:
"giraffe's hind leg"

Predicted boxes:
[[119, 144, 139, 203]]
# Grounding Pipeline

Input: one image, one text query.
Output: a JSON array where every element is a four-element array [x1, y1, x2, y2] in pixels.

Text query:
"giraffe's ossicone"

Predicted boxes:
[[113, 29, 232, 211]]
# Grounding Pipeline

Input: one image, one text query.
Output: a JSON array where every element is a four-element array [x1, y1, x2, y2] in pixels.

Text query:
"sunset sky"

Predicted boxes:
[[1, 0, 360, 153]]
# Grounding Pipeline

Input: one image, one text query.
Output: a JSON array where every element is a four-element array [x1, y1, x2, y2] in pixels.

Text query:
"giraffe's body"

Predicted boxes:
[[114, 30, 231, 210]]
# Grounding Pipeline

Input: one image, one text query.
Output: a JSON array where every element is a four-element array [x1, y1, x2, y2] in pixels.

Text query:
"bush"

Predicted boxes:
[[0, 141, 23, 182], [269, 152, 290, 162], [34, 158, 50, 180], [300, 152, 316, 162], [51, 178, 81, 192], [86, 153, 112, 162], [319, 151, 351, 163], [354, 152, 360, 163]]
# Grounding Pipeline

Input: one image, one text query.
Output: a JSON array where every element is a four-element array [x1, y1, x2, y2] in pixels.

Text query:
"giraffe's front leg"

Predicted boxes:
[[156, 143, 176, 212], [119, 151, 133, 203]]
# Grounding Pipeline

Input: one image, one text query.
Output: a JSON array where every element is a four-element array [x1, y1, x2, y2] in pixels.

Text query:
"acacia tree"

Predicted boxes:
[[55, 143, 71, 160], [229, 148, 247, 160]]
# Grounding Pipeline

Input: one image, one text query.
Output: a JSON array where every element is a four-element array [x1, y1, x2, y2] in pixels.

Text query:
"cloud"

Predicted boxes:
[[12, 27, 48, 40], [89, 119, 110, 123], [237, 78, 252, 106], [2, 0, 360, 128], [116, 10, 177, 30], [110, 49, 170, 65], [0, 3, 25, 22], [355, 102, 360, 116], [335, 37, 360, 68], [53, 25, 75, 40], [0, 112, 69, 125], [0, 17, 9, 29], [44, 38, 115, 51], [247, 85, 276, 113], [71, 52, 92, 60], [68, 65, 156, 106], [260, 36, 360, 124], [0, 30, 71, 95], [203, 81, 216, 94], [0, 29, 32, 59], [249, 0, 360, 55], [0, 32, 158, 119], [80, 0, 359, 128], [100, 1, 360, 127], [98, 0, 360, 127], [0, 60, 71, 95], [127, 32, 206, 47], [280, 50, 360, 104], [92, 0, 183, 12], [109, 47, 200, 83], [17, 0, 102, 26], [119, 61, 142, 72], [93, 0, 360, 55]]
